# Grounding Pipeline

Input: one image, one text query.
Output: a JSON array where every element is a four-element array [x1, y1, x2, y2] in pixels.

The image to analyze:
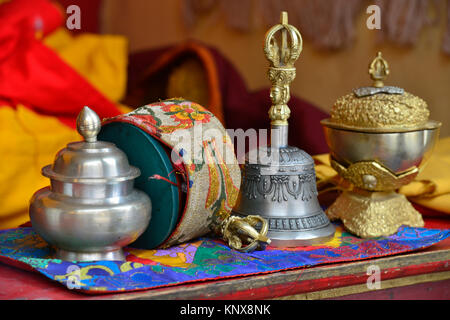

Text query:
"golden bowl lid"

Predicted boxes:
[[323, 52, 440, 132]]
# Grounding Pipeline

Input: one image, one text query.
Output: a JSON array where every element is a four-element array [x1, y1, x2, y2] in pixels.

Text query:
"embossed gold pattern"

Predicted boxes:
[[328, 52, 431, 131], [326, 190, 424, 238], [331, 159, 419, 191], [330, 92, 429, 130]]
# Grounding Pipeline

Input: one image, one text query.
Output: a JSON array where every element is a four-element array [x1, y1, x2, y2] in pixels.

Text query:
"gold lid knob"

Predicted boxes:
[[369, 52, 390, 88]]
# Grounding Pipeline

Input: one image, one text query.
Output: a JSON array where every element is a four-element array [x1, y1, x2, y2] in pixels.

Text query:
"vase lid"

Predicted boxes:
[[42, 106, 140, 183]]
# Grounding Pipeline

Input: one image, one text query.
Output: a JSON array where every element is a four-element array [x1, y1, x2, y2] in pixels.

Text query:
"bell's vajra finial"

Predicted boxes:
[[264, 11, 302, 68], [280, 11, 288, 24], [369, 52, 390, 88], [264, 11, 303, 126], [76, 106, 101, 142]]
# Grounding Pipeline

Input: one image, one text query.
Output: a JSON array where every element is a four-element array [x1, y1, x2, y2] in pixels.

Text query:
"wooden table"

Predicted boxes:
[[1, 221, 449, 300]]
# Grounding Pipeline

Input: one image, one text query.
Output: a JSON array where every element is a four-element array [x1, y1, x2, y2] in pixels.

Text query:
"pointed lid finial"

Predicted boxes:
[[76, 106, 101, 142]]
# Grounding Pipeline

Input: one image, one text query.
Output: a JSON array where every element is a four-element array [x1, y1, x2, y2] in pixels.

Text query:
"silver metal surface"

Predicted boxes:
[[353, 86, 404, 97], [232, 146, 335, 247], [271, 125, 289, 149], [322, 124, 441, 174], [45, 141, 140, 181], [56, 249, 125, 262], [29, 107, 152, 262]]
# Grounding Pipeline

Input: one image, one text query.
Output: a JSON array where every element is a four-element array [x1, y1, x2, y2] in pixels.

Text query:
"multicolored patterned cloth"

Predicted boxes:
[[0, 223, 449, 294]]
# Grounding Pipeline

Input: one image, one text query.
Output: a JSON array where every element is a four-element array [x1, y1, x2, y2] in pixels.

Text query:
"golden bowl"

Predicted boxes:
[[319, 52, 442, 238]]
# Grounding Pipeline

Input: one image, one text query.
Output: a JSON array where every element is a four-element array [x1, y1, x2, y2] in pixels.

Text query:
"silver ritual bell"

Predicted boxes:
[[29, 107, 152, 261], [232, 12, 335, 247]]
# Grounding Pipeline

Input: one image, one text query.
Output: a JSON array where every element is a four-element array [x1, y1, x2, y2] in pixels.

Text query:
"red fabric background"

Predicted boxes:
[[0, 0, 121, 128]]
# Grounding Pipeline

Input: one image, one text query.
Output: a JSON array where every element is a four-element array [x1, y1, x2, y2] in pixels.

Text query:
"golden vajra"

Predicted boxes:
[[221, 215, 270, 252], [214, 207, 270, 252], [264, 11, 302, 126]]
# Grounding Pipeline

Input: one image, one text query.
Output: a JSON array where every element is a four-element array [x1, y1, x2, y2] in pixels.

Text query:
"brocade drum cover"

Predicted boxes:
[[101, 98, 241, 248]]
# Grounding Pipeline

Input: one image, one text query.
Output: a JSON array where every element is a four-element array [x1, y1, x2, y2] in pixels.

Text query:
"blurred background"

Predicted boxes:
[[100, 0, 450, 136], [1, 0, 450, 229]]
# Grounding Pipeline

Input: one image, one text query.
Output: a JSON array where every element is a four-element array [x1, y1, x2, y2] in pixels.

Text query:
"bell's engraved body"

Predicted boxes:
[[242, 167, 316, 202], [233, 146, 335, 247], [29, 107, 152, 261], [232, 12, 335, 246]]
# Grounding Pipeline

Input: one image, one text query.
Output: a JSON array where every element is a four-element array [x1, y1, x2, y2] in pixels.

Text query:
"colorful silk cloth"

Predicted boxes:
[[0, 223, 449, 294]]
